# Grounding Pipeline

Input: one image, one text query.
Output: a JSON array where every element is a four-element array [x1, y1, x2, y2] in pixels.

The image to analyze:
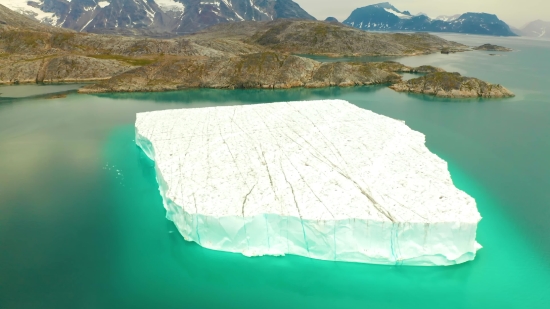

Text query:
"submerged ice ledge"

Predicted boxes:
[[135, 100, 482, 266]]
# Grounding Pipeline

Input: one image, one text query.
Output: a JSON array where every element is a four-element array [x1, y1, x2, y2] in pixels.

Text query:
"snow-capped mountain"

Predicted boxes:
[[518, 20, 550, 38], [342, 2, 411, 31], [343, 2, 516, 36], [0, 0, 315, 34]]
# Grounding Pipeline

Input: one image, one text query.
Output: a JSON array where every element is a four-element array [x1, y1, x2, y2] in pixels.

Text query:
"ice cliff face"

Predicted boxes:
[[135, 100, 482, 266]]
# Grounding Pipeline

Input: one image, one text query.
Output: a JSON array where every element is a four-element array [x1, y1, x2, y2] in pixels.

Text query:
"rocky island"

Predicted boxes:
[[473, 44, 513, 51], [390, 72, 515, 98]]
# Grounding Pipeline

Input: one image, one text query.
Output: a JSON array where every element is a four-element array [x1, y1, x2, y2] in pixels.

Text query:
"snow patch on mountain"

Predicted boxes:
[[0, 0, 57, 25], [384, 8, 411, 19], [98, 1, 110, 8], [153, 0, 186, 13], [435, 14, 460, 22], [200, 1, 221, 5], [251, 0, 273, 19]]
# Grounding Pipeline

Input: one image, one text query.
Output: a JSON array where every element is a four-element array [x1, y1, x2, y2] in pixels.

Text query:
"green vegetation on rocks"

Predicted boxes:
[[87, 55, 159, 67]]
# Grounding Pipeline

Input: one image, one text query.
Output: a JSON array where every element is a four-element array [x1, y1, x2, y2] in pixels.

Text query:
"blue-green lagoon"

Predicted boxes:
[[1, 34, 549, 308]]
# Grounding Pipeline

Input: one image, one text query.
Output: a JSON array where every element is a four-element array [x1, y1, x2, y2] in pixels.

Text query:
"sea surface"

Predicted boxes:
[[1, 34, 549, 309]]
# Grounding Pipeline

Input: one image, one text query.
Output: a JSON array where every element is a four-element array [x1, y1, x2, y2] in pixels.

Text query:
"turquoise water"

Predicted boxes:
[[1, 34, 549, 308]]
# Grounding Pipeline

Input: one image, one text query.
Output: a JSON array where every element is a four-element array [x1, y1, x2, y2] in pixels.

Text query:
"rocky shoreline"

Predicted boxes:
[[78, 55, 454, 93], [0, 5, 513, 99], [79, 56, 436, 93]]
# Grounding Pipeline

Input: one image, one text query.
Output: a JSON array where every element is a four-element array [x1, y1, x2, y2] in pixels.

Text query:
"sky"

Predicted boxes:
[[294, 0, 550, 28]]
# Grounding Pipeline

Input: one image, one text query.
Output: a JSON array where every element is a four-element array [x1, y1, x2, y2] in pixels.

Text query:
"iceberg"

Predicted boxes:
[[135, 100, 482, 266]]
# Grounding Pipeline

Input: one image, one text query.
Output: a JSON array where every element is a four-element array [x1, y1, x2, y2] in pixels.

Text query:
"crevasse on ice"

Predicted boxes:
[[135, 100, 482, 266]]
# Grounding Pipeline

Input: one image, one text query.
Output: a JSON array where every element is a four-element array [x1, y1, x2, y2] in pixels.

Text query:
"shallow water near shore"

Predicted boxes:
[[0, 83, 85, 99], [1, 34, 550, 308]]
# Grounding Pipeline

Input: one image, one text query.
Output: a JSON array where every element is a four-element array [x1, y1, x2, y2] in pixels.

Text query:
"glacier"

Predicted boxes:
[[135, 100, 482, 266]]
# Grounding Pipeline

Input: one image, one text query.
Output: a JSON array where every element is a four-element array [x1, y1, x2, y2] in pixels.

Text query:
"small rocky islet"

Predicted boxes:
[[473, 44, 513, 52], [0, 4, 513, 99], [390, 72, 514, 98]]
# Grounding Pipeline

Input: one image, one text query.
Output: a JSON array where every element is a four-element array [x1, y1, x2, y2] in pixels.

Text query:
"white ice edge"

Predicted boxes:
[[135, 100, 482, 266]]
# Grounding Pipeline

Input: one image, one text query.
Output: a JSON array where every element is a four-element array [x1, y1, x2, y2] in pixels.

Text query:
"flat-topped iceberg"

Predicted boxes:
[[135, 100, 482, 266]]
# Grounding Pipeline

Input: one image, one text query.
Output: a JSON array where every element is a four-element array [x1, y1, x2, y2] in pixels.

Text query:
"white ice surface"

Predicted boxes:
[[135, 100, 482, 266]]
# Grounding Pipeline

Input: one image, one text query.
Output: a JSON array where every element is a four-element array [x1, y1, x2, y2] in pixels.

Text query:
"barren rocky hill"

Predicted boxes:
[[79, 52, 410, 93], [195, 19, 468, 56]]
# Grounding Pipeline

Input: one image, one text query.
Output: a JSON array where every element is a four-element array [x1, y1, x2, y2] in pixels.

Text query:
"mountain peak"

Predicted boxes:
[[459, 12, 499, 19], [373, 2, 396, 9]]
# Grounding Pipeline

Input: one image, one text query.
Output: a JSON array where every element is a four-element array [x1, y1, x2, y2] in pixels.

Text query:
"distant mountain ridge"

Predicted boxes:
[[0, 0, 315, 34], [343, 2, 516, 36], [517, 20, 550, 38], [1, 1, 522, 37]]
